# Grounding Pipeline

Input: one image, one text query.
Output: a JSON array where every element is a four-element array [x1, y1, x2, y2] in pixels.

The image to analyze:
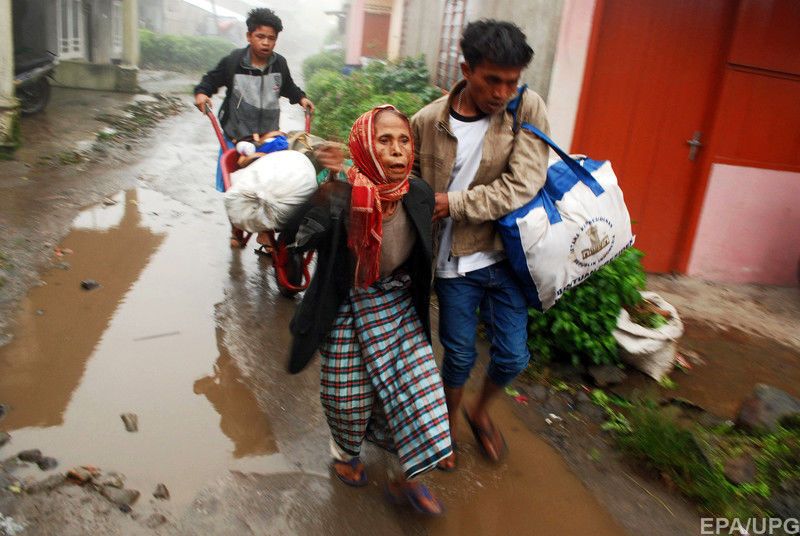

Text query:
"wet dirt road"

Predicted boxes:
[[0, 104, 628, 535]]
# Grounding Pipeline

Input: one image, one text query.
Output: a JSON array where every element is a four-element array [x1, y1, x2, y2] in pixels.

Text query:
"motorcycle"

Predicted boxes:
[[14, 52, 58, 116]]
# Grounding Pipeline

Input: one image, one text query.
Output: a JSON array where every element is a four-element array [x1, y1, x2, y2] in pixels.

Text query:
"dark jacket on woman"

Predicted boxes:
[[285, 178, 434, 374]]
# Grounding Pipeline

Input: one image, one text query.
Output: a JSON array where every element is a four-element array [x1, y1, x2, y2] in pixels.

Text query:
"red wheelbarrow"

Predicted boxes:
[[205, 104, 314, 297]]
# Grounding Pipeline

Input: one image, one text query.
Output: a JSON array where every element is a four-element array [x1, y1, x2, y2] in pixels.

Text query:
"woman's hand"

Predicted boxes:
[[315, 143, 347, 172]]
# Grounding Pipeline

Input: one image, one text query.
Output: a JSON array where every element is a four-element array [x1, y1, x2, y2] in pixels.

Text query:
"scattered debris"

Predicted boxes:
[[24, 474, 66, 494], [67, 465, 100, 484], [145, 513, 168, 528], [36, 456, 58, 471], [121, 413, 138, 432], [588, 365, 628, 387], [153, 483, 170, 500], [17, 449, 43, 463], [100, 485, 140, 507], [80, 279, 101, 291], [0, 512, 26, 535], [98, 471, 125, 489], [545, 413, 564, 425], [133, 330, 181, 342]]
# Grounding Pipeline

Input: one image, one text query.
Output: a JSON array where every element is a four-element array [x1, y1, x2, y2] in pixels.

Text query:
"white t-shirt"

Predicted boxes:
[[436, 109, 505, 278]]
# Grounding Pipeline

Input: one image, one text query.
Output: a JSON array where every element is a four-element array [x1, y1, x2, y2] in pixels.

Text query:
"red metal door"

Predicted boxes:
[[572, 0, 737, 272]]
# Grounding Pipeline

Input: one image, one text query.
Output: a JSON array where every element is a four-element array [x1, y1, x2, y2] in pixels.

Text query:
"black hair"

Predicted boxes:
[[246, 8, 283, 34], [460, 20, 534, 69]]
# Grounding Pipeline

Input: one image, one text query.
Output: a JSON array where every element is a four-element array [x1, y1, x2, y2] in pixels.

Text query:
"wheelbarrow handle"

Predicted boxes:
[[204, 102, 228, 151], [304, 107, 312, 134]]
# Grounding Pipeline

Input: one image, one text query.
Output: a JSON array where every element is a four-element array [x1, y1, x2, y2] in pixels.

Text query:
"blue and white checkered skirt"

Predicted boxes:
[[319, 273, 452, 479]]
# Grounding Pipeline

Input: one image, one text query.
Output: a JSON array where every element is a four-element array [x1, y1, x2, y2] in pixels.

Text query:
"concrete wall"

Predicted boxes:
[[466, 0, 564, 99], [53, 60, 138, 92], [546, 0, 596, 151], [687, 164, 800, 285], [398, 0, 446, 78], [399, 0, 563, 98]]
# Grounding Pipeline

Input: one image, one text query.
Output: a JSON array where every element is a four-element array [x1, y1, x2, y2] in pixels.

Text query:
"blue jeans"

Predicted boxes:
[[435, 260, 530, 388]]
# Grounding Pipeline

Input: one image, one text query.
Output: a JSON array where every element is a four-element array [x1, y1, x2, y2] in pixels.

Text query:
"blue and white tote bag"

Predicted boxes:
[[498, 109, 634, 312]]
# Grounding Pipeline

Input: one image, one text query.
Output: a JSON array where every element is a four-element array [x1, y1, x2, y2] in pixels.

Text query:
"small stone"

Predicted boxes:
[[723, 454, 757, 485], [0, 404, 8, 421], [101, 485, 140, 507], [24, 474, 66, 494], [17, 449, 42, 463], [0, 432, 10, 447], [574, 390, 591, 404], [153, 483, 170, 500], [98, 471, 125, 488], [736, 384, 800, 432], [36, 457, 58, 471], [35, 309, 45, 316], [119, 504, 132, 513], [67, 466, 97, 484], [102, 197, 117, 206], [588, 365, 628, 387], [530, 384, 549, 402], [578, 401, 607, 423], [145, 513, 168, 529], [80, 279, 100, 291], [120, 413, 138, 432]]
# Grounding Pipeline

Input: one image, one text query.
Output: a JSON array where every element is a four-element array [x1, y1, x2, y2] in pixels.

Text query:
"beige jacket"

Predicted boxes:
[[410, 80, 550, 258]]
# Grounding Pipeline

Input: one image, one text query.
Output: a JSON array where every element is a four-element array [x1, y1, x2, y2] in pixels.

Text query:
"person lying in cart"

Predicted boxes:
[[193, 7, 314, 247]]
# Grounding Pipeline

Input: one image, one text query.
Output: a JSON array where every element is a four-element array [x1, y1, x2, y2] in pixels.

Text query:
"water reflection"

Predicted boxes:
[[0, 189, 164, 429], [193, 327, 277, 459]]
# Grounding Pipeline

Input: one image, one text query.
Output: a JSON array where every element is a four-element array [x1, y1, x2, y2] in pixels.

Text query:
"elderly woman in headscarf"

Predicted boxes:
[[285, 105, 451, 515]]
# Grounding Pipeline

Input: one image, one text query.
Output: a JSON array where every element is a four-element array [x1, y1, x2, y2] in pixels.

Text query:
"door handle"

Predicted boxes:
[[686, 131, 703, 161]]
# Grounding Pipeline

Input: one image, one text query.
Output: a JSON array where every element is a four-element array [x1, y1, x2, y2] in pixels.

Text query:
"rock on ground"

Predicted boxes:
[[736, 384, 800, 432]]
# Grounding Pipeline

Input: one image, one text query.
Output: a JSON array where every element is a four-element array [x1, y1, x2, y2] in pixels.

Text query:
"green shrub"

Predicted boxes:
[[139, 29, 235, 72], [527, 248, 646, 367], [617, 403, 754, 518], [302, 50, 345, 84], [306, 56, 441, 142]]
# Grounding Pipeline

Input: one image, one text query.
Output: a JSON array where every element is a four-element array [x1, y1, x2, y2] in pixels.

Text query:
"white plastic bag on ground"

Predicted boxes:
[[224, 150, 317, 232], [613, 291, 684, 381]]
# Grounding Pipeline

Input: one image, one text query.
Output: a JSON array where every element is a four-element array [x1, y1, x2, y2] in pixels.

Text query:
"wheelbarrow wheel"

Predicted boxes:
[[277, 249, 304, 298]]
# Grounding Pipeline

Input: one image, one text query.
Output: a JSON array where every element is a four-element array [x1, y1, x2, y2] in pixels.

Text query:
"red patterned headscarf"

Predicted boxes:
[[346, 105, 414, 288]]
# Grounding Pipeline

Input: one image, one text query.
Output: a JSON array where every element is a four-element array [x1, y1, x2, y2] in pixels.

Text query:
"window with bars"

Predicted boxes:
[[435, 0, 467, 89], [57, 0, 86, 60], [112, 0, 123, 58]]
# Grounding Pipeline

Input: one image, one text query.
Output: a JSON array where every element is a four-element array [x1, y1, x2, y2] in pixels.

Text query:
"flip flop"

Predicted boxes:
[[331, 457, 367, 487], [384, 483, 444, 516], [463, 409, 508, 463]]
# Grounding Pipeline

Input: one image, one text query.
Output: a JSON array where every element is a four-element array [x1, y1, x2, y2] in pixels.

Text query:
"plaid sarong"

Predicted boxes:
[[320, 273, 452, 479]]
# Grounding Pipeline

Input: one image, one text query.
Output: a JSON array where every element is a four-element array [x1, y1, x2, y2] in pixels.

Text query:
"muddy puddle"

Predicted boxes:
[[620, 320, 800, 419], [0, 188, 293, 508], [0, 186, 629, 534]]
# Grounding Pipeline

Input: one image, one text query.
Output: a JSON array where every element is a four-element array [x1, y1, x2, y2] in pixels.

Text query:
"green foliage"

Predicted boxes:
[[139, 29, 235, 72], [302, 50, 345, 83], [306, 56, 441, 142], [527, 248, 646, 367], [610, 400, 800, 519]]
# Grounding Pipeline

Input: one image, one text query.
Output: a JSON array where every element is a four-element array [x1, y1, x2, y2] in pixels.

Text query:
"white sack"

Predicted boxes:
[[224, 150, 317, 232]]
